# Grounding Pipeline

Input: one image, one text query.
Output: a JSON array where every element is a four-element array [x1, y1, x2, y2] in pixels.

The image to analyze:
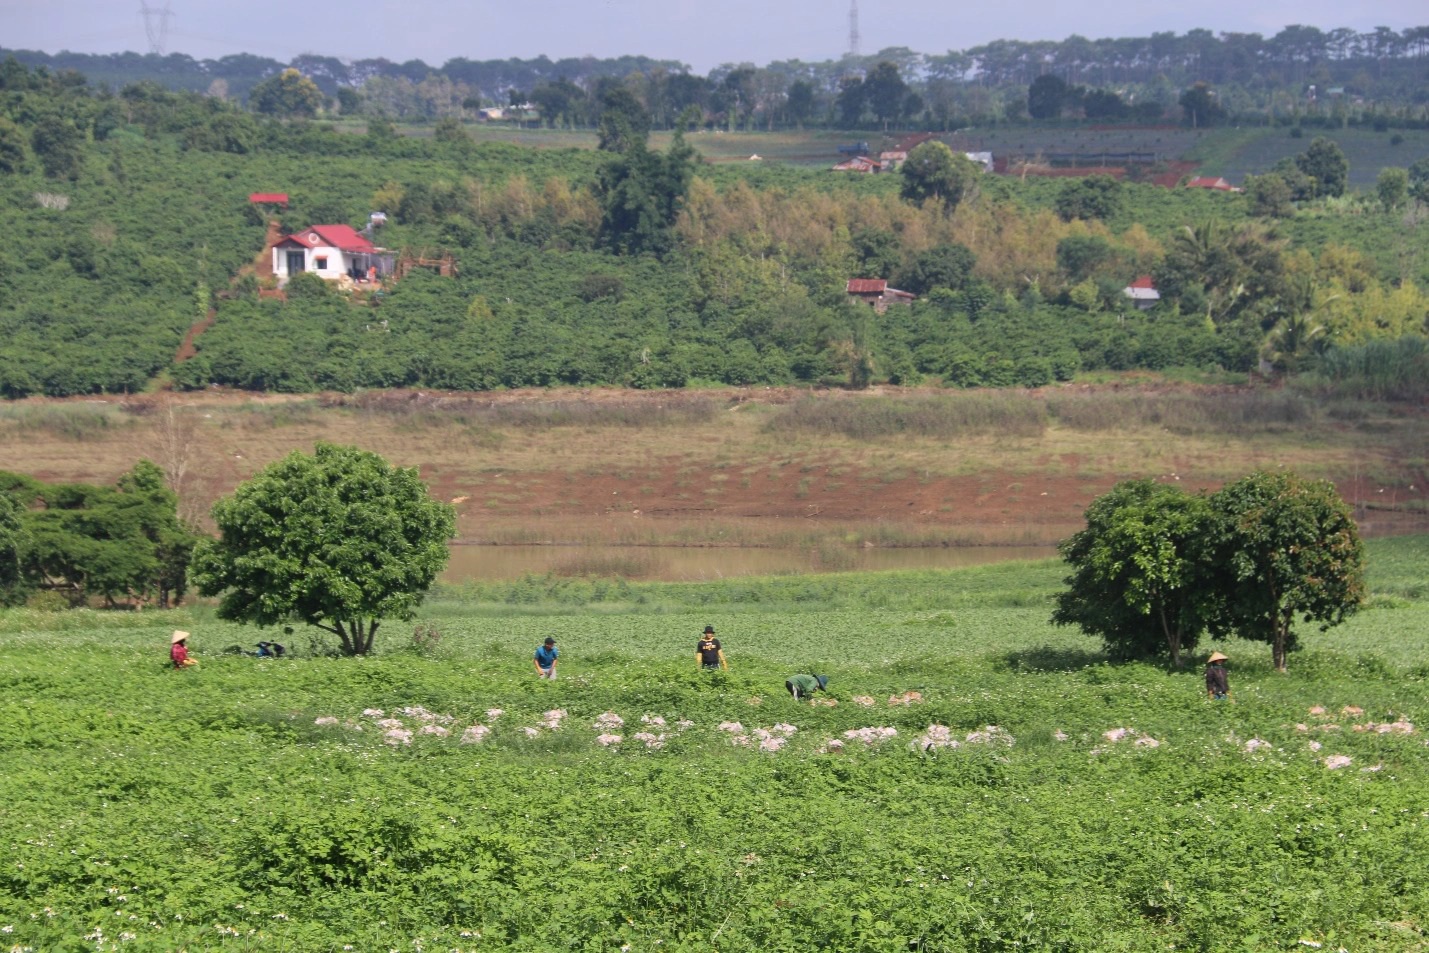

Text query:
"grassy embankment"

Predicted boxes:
[[0, 535, 1426, 950]]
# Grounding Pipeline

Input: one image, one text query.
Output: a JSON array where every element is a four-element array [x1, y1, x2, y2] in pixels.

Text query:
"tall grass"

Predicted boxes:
[[1045, 389, 1315, 433], [764, 393, 1048, 440], [763, 389, 1325, 440], [327, 391, 722, 430], [1307, 337, 1429, 402], [0, 402, 129, 441]]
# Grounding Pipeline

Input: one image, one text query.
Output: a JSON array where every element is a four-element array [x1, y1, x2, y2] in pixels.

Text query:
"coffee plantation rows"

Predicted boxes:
[[2, 542, 1427, 951]]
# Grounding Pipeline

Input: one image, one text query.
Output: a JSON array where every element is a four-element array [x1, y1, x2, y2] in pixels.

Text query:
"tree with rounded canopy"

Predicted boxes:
[[1052, 479, 1218, 667], [1293, 137, 1349, 198], [899, 141, 980, 211], [249, 68, 325, 118], [1027, 74, 1070, 119], [191, 443, 456, 656], [1208, 469, 1365, 672], [863, 61, 909, 129]]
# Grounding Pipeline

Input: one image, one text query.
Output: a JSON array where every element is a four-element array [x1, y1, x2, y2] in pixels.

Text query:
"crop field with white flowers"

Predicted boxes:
[[2, 538, 1428, 952]]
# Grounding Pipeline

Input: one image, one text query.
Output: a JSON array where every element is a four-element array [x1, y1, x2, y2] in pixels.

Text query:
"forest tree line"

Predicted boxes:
[[6, 22, 1429, 130]]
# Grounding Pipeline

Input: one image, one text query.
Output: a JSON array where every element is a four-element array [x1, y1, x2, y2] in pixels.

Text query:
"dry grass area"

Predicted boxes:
[[2, 384, 1424, 548]]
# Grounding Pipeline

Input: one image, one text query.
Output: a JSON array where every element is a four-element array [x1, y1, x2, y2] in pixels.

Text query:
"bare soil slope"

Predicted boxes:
[[6, 385, 1426, 548]]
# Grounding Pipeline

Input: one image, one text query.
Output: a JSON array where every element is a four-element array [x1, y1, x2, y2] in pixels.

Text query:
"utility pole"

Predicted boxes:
[[139, 1, 175, 56]]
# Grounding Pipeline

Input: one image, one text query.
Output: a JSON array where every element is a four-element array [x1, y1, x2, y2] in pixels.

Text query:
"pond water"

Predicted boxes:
[[442, 543, 1060, 582]]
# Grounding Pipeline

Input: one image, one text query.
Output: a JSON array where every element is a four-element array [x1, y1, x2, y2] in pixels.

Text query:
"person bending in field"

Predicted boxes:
[[1205, 651, 1230, 701], [534, 637, 559, 680], [170, 630, 197, 669], [785, 674, 828, 701], [697, 625, 728, 671]]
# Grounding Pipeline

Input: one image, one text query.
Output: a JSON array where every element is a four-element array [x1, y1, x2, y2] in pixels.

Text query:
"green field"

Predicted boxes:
[[3, 537, 1428, 951]]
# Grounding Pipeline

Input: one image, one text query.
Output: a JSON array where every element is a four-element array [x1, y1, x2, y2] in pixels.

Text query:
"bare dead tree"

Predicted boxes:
[[152, 396, 203, 528]]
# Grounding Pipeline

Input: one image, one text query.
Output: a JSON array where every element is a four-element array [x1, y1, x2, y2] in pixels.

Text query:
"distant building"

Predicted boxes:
[[271, 225, 394, 284], [847, 278, 917, 312], [833, 156, 881, 173], [879, 150, 908, 169], [1185, 176, 1236, 191], [964, 151, 994, 172], [1123, 275, 1161, 310], [248, 192, 289, 207]]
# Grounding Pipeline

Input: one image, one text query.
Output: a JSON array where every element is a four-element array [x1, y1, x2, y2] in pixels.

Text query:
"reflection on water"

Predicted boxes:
[[443, 543, 1060, 582]]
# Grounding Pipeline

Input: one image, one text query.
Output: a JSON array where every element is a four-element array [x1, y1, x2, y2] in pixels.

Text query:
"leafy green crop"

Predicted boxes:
[[2, 539, 1427, 950]]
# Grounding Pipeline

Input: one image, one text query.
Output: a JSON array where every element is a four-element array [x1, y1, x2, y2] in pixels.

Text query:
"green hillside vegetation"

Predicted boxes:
[[1, 536, 1426, 950], [1, 62, 1426, 400]]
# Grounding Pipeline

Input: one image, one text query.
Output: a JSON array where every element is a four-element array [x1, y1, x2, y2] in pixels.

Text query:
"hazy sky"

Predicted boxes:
[[3, 0, 1424, 73]]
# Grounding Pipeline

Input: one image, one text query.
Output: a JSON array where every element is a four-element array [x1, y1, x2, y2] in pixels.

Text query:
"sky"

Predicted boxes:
[[3, 0, 1424, 74]]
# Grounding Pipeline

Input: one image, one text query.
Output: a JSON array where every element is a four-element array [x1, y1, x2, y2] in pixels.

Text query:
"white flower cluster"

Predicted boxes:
[[728, 723, 798, 752], [842, 726, 899, 746], [1092, 727, 1161, 754]]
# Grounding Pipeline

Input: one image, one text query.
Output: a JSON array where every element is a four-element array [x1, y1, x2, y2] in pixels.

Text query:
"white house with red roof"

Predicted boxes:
[[270, 225, 393, 284], [1123, 275, 1161, 310]]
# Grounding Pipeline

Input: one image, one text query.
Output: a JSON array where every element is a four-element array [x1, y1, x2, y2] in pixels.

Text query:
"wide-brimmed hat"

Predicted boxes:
[[1207, 651, 1228, 663], [703, 625, 715, 634], [171, 630, 190, 644], [815, 675, 829, 691]]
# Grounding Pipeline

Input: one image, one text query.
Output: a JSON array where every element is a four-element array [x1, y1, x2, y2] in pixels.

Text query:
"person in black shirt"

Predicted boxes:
[[1205, 651, 1230, 700], [697, 625, 728, 671]]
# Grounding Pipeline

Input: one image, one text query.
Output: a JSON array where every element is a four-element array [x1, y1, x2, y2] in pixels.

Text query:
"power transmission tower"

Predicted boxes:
[[139, 1, 175, 56], [848, 0, 861, 59]]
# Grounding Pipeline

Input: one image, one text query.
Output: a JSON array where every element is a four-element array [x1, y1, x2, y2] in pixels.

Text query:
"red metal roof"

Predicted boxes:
[[1127, 275, 1157, 290], [248, 192, 289, 205], [847, 279, 888, 294], [272, 225, 375, 253]]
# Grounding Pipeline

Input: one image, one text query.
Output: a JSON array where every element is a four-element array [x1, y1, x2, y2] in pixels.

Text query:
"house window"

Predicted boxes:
[[315, 256, 328, 270]]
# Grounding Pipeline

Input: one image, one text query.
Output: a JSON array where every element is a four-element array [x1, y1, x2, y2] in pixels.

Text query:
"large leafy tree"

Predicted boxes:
[[0, 493, 24, 605], [1178, 82, 1225, 127], [1209, 470, 1365, 672], [191, 443, 456, 656], [1027, 74, 1070, 119], [899, 141, 980, 211], [863, 61, 909, 129], [596, 109, 699, 256], [1054, 174, 1124, 222], [7, 462, 196, 607], [249, 68, 325, 118], [1052, 480, 1218, 667], [31, 115, 85, 180], [1294, 137, 1349, 198]]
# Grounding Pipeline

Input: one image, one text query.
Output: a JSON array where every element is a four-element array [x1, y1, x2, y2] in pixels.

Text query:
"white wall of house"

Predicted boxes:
[[272, 243, 350, 281]]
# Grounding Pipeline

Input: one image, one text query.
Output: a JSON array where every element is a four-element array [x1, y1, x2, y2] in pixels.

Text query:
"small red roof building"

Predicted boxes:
[[847, 279, 888, 294], [248, 192, 290, 206], [1123, 275, 1161, 309], [847, 278, 917, 311], [1185, 176, 1234, 191]]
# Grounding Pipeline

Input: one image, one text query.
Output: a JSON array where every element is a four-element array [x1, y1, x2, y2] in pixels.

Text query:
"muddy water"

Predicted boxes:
[[443, 543, 1060, 582]]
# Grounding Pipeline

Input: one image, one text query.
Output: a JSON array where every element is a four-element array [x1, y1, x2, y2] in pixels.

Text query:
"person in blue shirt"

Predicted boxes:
[[534, 637, 559, 680]]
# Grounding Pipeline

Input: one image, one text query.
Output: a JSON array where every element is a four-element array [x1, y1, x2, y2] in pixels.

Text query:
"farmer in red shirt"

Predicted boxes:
[[170, 630, 197, 669]]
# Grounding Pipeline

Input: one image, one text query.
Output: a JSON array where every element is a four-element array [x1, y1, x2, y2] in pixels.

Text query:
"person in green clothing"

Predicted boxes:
[[785, 674, 828, 701]]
